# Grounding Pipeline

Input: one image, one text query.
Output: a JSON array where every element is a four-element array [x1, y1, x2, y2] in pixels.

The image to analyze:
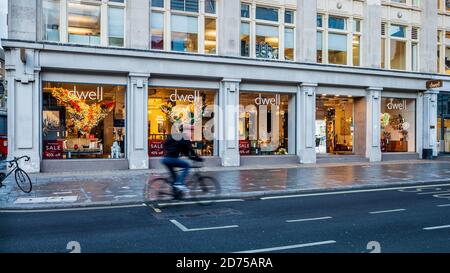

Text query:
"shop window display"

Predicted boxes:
[[42, 82, 126, 159], [381, 98, 415, 152], [239, 92, 292, 155], [148, 88, 216, 157]]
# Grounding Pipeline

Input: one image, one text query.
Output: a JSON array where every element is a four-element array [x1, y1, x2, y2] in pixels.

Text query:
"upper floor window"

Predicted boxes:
[[255, 6, 279, 22], [42, 0, 125, 47], [150, 0, 217, 54], [381, 23, 418, 71], [241, 3, 294, 61], [171, 0, 199, 13], [317, 14, 361, 66], [152, 0, 164, 8]]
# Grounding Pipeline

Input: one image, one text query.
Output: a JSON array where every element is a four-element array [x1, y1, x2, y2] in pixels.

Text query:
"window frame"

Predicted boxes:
[[382, 23, 417, 71]]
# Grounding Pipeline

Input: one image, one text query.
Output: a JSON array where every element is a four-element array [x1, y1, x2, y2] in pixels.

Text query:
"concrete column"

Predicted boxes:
[[296, 0, 317, 63], [362, 0, 382, 68], [297, 83, 317, 164], [419, 0, 438, 73], [366, 87, 382, 162], [423, 90, 439, 156], [6, 48, 41, 172], [8, 0, 37, 41], [218, 0, 240, 56], [219, 78, 240, 166], [127, 0, 150, 49], [127, 73, 150, 170]]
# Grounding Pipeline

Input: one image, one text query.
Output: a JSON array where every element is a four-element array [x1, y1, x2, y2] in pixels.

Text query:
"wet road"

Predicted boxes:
[[1, 161, 450, 209], [1, 181, 450, 253]]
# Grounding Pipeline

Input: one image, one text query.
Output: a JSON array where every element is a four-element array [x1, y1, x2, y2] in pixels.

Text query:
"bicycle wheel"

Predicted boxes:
[[15, 169, 32, 193], [189, 176, 220, 205], [148, 178, 173, 201]]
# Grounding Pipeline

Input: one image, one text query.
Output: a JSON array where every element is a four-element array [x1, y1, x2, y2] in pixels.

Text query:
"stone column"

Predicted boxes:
[[296, 0, 317, 63], [127, 73, 150, 170], [219, 79, 240, 166], [297, 83, 317, 164], [6, 48, 41, 172], [423, 90, 439, 156], [366, 87, 382, 162], [217, 0, 240, 56], [362, 0, 382, 68], [127, 0, 150, 49], [419, 0, 438, 73]]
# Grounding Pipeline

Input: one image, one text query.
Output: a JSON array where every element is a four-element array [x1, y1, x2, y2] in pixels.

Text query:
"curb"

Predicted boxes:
[[2, 178, 450, 211]]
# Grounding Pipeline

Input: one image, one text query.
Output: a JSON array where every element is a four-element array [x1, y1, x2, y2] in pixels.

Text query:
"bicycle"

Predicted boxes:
[[0, 156, 32, 193], [148, 162, 220, 205]]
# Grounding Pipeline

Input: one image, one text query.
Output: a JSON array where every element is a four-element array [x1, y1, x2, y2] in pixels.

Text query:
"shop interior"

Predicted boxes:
[[315, 96, 354, 155], [239, 92, 292, 155], [42, 82, 126, 160], [148, 88, 216, 157]]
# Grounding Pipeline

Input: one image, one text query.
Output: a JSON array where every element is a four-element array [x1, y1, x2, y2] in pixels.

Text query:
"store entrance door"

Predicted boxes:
[[438, 116, 450, 154], [315, 96, 354, 155]]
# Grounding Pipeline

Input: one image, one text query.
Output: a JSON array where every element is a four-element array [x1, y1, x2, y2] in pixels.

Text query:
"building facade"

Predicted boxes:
[[2, 0, 449, 173]]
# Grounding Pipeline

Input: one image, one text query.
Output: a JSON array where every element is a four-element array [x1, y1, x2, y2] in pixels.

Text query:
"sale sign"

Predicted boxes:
[[149, 140, 165, 157], [43, 140, 64, 159], [239, 140, 251, 155]]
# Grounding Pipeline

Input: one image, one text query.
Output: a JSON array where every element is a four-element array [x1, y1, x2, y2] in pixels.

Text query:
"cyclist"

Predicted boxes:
[[161, 126, 203, 194]]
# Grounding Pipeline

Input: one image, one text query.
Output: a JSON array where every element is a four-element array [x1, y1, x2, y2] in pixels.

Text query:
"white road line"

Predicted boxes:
[[234, 240, 337, 253], [423, 225, 450, 231], [169, 219, 239, 232], [261, 183, 450, 200], [149, 205, 162, 213], [369, 209, 406, 214], [286, 216, 333, 223], [437, 204, 450, 207], [418, 190, 450, 195], [157, 199, 245, 207], [0, 203, 147, 213]]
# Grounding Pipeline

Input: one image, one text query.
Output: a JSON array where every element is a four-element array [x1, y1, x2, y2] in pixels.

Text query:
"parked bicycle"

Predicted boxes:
[[0, 156, 32, 193], [148, 162, 220, 205]]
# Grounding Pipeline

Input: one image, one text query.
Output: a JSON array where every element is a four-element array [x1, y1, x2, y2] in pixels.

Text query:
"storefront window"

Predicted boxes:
[[42, 82, 126, 160], [68, 2, 101, 45], [316, 97, 354, 154], [204, 18, 217, 54], [148, 88, 216, 157], [239, 92, 293, 156], [42, 0, 60, 42], [171, 15, 198, 52], [256, 24, 279, 59], [381, 98, 416, 153]]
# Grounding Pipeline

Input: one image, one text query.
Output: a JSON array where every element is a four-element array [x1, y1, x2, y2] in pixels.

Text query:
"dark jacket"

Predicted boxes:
[[163, 134, 202, 161]]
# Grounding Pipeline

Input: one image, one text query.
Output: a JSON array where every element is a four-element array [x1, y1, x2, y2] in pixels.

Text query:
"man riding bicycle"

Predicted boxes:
[[161, 126, 203, 193]]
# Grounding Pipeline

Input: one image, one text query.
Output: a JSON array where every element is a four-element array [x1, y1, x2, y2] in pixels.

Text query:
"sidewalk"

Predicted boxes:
[[1, 160, 450, 210]]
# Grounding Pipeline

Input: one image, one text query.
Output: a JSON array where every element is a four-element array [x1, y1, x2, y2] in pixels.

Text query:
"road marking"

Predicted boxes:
[[437, 204, 450, 207], [423, 225, 450, 231], [418, 190, 450, 195], [169, 219, 239, 232], [369, 209, 406, 214], [286, 216, 333, 223], [261, 183, 450, 200], [14, 196, 78, 204], [234, 240, 337, 253], [150, 204, 162, 213], [0, 204, 147, 213], [157, 199, 245, 207]]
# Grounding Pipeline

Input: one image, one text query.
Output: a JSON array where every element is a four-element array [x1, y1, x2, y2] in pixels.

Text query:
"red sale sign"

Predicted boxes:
[[239, 140, 251, 155], [43, 140, 64, 159], [149, 140, 164, 157]]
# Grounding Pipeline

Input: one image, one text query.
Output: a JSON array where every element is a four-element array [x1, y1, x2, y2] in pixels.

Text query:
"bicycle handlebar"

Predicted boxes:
[[7, 156, 31, 168]]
